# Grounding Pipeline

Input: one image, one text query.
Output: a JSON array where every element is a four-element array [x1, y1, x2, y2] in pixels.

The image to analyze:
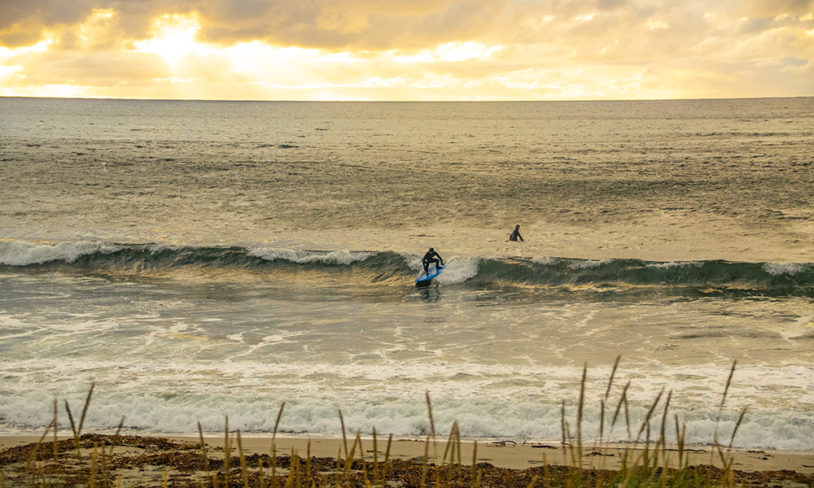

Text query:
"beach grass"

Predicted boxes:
[[1, 362, 812, 487]]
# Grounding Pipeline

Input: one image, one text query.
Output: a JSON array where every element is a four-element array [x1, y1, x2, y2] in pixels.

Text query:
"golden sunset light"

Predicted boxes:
[[1, 0, 813, 100]]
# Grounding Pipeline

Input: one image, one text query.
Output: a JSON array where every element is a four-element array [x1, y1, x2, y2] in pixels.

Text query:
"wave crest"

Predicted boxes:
[[1, 240, 811, 297]]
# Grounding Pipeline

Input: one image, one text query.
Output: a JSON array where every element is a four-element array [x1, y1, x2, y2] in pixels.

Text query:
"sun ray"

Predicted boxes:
[[133, 13, 210, 65]]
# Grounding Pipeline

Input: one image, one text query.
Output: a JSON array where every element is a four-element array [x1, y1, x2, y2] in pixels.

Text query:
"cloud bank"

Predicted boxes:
[[1, 0, 812, 100]]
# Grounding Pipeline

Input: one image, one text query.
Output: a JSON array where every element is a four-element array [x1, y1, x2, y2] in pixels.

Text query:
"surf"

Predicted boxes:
[[1, 239, 811, 298]]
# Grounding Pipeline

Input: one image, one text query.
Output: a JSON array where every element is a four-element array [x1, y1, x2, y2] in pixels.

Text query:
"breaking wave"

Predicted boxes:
[[1, 240, 811, 297]]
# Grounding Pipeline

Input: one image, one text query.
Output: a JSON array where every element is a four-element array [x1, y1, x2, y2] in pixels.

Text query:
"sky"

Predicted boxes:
[[0, 0, 812, 101]]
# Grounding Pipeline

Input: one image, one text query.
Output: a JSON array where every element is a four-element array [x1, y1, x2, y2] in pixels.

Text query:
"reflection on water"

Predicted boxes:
[[418, 284, 441, 303]]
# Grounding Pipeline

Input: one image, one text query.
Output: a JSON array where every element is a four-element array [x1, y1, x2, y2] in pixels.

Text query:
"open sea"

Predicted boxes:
[[0, 97, 812, 450]]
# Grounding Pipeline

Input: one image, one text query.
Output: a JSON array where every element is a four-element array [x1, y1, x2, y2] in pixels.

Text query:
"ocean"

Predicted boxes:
[[0, 97, 812, 450]]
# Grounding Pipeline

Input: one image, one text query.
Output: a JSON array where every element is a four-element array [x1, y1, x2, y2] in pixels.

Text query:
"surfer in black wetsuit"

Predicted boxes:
[[422, 248, 444, 274], [509, 224, 524, 242]]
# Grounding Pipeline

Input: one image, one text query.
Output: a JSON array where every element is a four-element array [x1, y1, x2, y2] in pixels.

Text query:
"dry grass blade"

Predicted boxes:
[[257, 457, 265, 488], [655, 390, 672, 474], [378, 432, 392, 483], [223, 416, 231, 487], [675, 414, 686, 467], [442, 421, 455, 466], [455, 421, 462, 472], [272, 402, 285, 444], [563, 421, 577, 466], [576, 362, 586, 468], [28, 418, 54, 478], [197, 421, 210, 471], [52, 398, 58, 456], [426, 391, 438, 464], [305, 438, 312, 484], [64, 400, 81, 458], [105, 415, 125, 459], [599, 398, 605, 446], [420, 433, 430, 488], [719, 360, 738, 411], [470, 440, 478, 483], [601, 357, 619, 448], [77, 382, 95, 437], [609, 380, 630, 434], [35, 419, 55, 450], [715, 360, 738, 445], [442, 420, 462, 483], [635, 388, 664, 442], [373, 427, 379, 485], [728, 406, 748, 449], [270, 400, 285, 479], [343, 431, 360, 476], [338, 409, 348, 459], [64, 401, 77, 439], [237, 429, 249, 488], [605, 355, 621, 400], [425, 391, 436, 439], [659, 390, 672, 446], [286, 447, 300, 488], [559, 400, 566, 447], [270, 442, 278, 488], [353, 431, 369, 482]]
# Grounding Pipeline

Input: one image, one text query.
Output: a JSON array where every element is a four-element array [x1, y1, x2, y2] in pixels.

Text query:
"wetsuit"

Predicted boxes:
[[509, 227, 524, 241], [422, 250, 444, 274]]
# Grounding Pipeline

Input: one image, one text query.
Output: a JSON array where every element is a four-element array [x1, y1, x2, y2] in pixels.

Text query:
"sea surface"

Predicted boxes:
[[0, 97, 812, 450]]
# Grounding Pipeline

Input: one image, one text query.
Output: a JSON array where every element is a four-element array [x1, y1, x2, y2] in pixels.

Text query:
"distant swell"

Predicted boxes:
[[1, 240, 812, 297], [0, 241, 412, 274], [472, 257, 813, 297]]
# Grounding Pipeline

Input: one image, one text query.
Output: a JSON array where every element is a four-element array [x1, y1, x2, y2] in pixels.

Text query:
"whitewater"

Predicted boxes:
[[0, 97, 812, 451]]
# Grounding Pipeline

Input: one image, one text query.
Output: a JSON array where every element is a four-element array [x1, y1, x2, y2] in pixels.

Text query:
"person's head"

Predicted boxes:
[[515, 225, 520, 229], [429, 247, 434, 252]]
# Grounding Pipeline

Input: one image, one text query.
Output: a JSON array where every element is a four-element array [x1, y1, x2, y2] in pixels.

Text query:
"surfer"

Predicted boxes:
[[422, 248, 444, 274], [509, 224, 524, 242]]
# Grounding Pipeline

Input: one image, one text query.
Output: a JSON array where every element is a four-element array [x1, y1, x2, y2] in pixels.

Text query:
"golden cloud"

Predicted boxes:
[[0, 0, 812, 100]]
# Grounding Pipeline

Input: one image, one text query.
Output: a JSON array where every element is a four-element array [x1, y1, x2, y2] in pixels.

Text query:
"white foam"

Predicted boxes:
[[763, 262, 806, 276], [1, 379, 811, 450], [649, 261, 696, 269], [567, 259, 611, 270], [248, 247, 372, 265], [2, 355, 811, 450], [530, 257, 555, 265], [0, 240, 114, 266], [436, 257, 479, 284]]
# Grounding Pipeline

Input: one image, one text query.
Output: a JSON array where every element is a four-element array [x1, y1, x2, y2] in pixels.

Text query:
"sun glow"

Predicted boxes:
[[134, 14, 210, 64]]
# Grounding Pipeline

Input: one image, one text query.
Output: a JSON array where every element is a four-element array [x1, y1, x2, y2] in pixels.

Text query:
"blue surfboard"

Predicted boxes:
[[416, 265, 445, 285]]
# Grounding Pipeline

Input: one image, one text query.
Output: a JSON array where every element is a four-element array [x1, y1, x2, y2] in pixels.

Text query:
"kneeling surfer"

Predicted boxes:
[[422, 248, 444, 275]]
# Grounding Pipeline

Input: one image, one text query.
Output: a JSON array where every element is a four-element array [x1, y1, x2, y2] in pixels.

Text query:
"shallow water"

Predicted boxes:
[[0, 97, 812, 450]]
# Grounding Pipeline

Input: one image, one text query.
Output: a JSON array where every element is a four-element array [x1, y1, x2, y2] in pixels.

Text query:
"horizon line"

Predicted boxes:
[[2, 95, 813, 103]]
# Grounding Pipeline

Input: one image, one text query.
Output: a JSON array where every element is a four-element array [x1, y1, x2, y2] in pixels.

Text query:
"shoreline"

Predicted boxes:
[[2, 434, 812, 474]]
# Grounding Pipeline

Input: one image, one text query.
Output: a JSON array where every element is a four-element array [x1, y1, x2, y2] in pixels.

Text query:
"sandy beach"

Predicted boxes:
[[188, 434, 814, 473], [2, 433, 812, 487]]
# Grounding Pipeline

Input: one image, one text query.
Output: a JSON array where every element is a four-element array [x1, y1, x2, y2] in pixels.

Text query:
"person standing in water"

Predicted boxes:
[[509, 225, 524, 242], [422, 248, 444, 274]]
